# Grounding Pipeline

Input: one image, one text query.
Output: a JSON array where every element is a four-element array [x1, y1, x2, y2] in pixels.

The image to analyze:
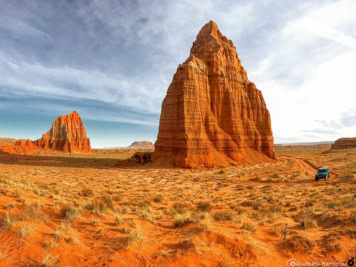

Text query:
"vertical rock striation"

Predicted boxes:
[[34, 111, 91, 153], [153, 21, 275, 168]]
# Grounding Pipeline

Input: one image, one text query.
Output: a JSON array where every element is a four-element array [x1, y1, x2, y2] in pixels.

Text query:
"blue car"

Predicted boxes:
[[315, 167, 329, 181]]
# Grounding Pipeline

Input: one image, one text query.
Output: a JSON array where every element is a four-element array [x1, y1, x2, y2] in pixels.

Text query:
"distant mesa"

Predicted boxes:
[[0, 111, 91, 154], [152, 21, 275, 168], [330, 137, 356, 150], [276, 141, 333, 149], [129, 141, 154, 149]]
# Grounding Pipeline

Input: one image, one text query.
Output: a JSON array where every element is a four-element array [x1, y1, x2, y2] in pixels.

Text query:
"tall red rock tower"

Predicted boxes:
[[153, 21, 275, 168], [35, 111, 91, 153]]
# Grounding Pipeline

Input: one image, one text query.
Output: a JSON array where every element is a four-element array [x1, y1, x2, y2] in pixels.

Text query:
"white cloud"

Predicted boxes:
[[0, 55, 163, 115]]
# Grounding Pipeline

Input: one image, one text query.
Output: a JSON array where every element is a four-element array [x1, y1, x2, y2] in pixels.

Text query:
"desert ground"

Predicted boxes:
[[0, 147, 355, 267]]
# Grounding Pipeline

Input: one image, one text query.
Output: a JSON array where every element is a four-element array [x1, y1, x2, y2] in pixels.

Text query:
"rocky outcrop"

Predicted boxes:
[[331, 138, 356, 150], [0, 139, 41, 154], [153, 21, 275, 168], [0, 138, 17, 146], [34, 111, 91, 153], [129, 141, 154, 149], [0, 111, 91, 155]]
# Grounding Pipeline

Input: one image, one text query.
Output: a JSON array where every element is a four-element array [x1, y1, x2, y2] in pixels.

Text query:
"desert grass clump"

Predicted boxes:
[[241, 221, 256, 232], [152, 195, 163, 203], [202, 214, 212, 231], [80, 187, 94, 197], [113, 195, 121, 202], [326, 201, 340, 210], [67, 236, 80, 245], [172, 202, 186, 214], [296, 208, 318, 229], [60, 205, 81, 221], [212, 210, 233, 222], [101, 194, 113, 208], [305, 200, 314, 207], [16, 224, 33, 239], [41, 252, 56, 266], [52, 229, 63, 242], [300, 217, 318, 229], [285, 235, 314, 252], [173, 213, 193, 227], [196, 201, 212, 212], [115, 215, 122, 226], [0, 175, 9, 184], [25, 201, 41, 219], [128, 224, 143, 241], [92, 198, 108, 215], [0, 213, 15, 232], [120, 223, 144, 248], [43, 237, 59, 250]]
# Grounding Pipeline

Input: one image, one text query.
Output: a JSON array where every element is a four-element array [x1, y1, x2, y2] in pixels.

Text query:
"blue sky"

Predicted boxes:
[[0, 0, 356, 147]]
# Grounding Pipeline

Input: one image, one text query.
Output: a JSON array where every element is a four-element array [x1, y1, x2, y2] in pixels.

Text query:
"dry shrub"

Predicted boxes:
[[115, 215, 121, 226], [241, 221, 256, 232], [120, 223, 144, 247], [81, 188, 94, 197], [25, 201, 41, 219], [196, 201, 212, 212], [0, 213, 15, 232], [285, 235, 314, 252], [327, 201, 340, 209], [16, 224, 33, 239], [60, 205, 80, 221], [212, 210, 233, 221], [153, 195, 163, 203], [297, 208, 318, 229], [172, 202, 186, 214], [92, 198, 107, 215], [173, 213, 193, 227], [101, 194, 113, 208]]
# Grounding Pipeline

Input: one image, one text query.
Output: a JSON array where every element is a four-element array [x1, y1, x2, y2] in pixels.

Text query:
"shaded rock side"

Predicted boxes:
[[34, 111, 91, 153], [331, 138, 356, 150], [153, 21, 275, 168]]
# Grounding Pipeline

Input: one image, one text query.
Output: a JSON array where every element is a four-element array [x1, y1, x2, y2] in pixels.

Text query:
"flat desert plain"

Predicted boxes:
[[0, 147, 355, 266]]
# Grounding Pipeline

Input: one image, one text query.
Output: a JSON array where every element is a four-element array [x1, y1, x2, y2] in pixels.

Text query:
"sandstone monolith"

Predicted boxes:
[[153, 21, 275, 168]]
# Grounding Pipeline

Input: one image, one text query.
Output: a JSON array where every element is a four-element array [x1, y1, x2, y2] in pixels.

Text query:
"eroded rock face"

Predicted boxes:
[[153, 21, 275, 168], [34, 111, 91, 153], [0, 111, 91, 154], [0, 139, 41, 154], [331, 138, 356, 150]]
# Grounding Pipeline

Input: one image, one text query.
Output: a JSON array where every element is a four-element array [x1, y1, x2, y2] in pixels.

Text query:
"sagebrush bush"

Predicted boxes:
[[81, 188, 94, 197], [196, 201, 212, 212], [212, 210, 233, 221], [173, 213, 193, 227], [60, 205, 80, 221], [172, 202, 186, 214]]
